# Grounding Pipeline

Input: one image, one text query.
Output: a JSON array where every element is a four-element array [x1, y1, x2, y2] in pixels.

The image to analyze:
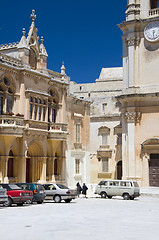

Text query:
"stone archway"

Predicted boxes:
[[27, 141, 45, 183]]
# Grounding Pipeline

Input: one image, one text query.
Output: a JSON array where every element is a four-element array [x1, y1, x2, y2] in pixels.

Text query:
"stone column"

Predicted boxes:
[[3, 157, 8, 183], [142, 152, 150, 187], [125, 111, 141, 179], [40, 157, 46, 183]]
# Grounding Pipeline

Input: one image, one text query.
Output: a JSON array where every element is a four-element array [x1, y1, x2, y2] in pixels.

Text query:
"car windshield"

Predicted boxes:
[[36, 184, 45, 191], [133, 182, 139, 187], [56, 184, 68, 189], [9, 184, 21, 190]]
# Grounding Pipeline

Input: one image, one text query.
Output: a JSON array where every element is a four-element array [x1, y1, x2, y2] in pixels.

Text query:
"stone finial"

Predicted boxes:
[[41, 36, 44, 44], [22, 28, 26, 36], [30, 10, 36, 22], [61, 61, 66, 75]]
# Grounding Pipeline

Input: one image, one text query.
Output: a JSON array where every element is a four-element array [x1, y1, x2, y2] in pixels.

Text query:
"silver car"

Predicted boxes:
[[43, 183, 77, 203], [0, 187, 8, 205]]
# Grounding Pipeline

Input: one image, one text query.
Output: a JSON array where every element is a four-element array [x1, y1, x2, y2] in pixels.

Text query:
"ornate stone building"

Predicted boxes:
[[71, 0, 159, 187], [0, 10, 90, 187]]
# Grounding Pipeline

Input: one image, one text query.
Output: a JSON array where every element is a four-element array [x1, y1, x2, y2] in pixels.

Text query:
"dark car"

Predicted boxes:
[[0, 184, 33, 206], [17, 183, 46, 204]]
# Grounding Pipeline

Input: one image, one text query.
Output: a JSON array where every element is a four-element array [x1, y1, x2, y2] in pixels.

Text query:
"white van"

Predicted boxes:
[[95, 180, 140, 200]]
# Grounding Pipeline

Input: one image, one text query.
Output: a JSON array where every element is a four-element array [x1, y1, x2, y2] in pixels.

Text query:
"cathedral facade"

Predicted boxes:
[[71, 0, 159, 187], [0, 10, 90, 187]]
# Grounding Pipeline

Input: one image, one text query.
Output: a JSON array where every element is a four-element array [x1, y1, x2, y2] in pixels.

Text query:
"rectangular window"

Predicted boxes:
[[0, 96, 3, 115], [117, 133, 122, 145], [75, 159, 80, 174], [6, 95, 13, 113], [34, 105, 37, 120], [38, 106, 41, 121], [151, 0, 159, 9], [102, 157, 108, 172], [102, 133, 108, 145], [76, 124, 80, 142], [42, 107, 45, 121], [102, 103, 107, 113], [29, 104, 33, 119], [52, 106, 56, 123]]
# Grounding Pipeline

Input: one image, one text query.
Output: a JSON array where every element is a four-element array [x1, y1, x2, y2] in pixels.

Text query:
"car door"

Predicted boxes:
[[44, 184, 56, 197], [107, 181, 120, 196]]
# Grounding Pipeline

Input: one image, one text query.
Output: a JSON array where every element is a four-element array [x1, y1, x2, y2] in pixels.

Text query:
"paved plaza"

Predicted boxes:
[[0, 196, 159, 240]]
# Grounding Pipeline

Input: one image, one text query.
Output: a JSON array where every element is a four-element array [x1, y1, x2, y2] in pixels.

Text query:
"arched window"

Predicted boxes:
[[29, 48, 37, 70], [0, 76, 15, 115], [8, 150, 14, 178]]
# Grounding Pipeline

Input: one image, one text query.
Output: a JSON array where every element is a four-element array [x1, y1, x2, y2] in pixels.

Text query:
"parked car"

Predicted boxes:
[[17, 183, 46, 204], [95, 180, 140, 200], [0, 184, 33, 206], [43, 183, 77, 203], [0, 186, 8, 205]]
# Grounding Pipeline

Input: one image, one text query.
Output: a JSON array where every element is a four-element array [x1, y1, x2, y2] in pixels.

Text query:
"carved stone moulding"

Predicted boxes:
[[125, 111, 141, 123], [126, 37, 140, 47], [126, 3, 140, 17]]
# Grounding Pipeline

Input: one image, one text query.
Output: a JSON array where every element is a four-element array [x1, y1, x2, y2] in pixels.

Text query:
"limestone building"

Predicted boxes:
[[71, 0, 159, 187], [0, 10, 90, 187], [70, 68, 123, 185]]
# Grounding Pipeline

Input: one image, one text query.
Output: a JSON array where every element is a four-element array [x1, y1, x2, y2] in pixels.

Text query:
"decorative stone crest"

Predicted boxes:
[[126, 37, 140, 47], [125, 111, 141, 123]]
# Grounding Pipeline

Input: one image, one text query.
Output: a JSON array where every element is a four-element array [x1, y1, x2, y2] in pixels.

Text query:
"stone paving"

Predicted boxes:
[[0, 196, 159, 240]]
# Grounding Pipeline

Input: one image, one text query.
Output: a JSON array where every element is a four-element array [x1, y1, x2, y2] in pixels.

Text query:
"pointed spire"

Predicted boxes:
[[18, 28, 29, 49], [61, 61, 66, 75], [39, 36, 48, 57], [30, 10, 36, 22]]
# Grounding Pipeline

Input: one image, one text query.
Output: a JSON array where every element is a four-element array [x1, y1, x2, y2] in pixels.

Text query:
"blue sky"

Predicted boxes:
[[0, 0, 126, 83]]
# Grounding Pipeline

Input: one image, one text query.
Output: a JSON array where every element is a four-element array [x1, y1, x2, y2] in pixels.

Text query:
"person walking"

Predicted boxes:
[[82, 183, 88, 198], [76, 182, 82, 197]]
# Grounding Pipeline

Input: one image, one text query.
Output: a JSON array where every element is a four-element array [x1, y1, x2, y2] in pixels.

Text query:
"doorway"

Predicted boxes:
[[149, 154, 159, 187], [117, 161, 122, 180], [26, 158, 31, 183]]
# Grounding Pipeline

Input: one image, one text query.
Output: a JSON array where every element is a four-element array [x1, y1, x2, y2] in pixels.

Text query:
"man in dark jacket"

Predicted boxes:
[[82, 183, 88, 198], [76, 182, 82, 197]]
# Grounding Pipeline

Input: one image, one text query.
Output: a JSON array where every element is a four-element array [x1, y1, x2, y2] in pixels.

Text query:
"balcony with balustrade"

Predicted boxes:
[[48, 123, 68, 140], [149, 8, 159, 16], [0, 115, 24, 136]]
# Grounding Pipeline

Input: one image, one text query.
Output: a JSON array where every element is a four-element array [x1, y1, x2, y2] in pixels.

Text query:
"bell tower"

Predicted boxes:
[[118, 1, 159, 187]]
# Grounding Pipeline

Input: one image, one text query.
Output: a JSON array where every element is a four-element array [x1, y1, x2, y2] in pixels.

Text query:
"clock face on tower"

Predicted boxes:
[[144, 21, 159, 42]]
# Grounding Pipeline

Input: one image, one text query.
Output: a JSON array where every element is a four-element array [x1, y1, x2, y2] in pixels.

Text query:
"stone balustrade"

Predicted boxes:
[[49, 123, 67, 132], [149, 8, 159, 16], [0, 115, 24, 126], [0, 53, 23, 68]]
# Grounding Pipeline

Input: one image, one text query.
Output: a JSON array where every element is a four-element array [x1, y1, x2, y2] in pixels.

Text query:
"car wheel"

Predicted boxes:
[[54, 195, 61, 203], [17, 203, 23, 206], [64, 199, 71, 203], [107, 195, 112, 199], [4, 197, 12, 207], [37, 200, 43, 204], [123, 193, 130, 200], [130, 196, 134, 200], [101, 192, 107, 198]]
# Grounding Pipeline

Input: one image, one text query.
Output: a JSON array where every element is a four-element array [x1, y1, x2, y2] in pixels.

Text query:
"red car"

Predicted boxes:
[[0, 184, 33, 206]]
